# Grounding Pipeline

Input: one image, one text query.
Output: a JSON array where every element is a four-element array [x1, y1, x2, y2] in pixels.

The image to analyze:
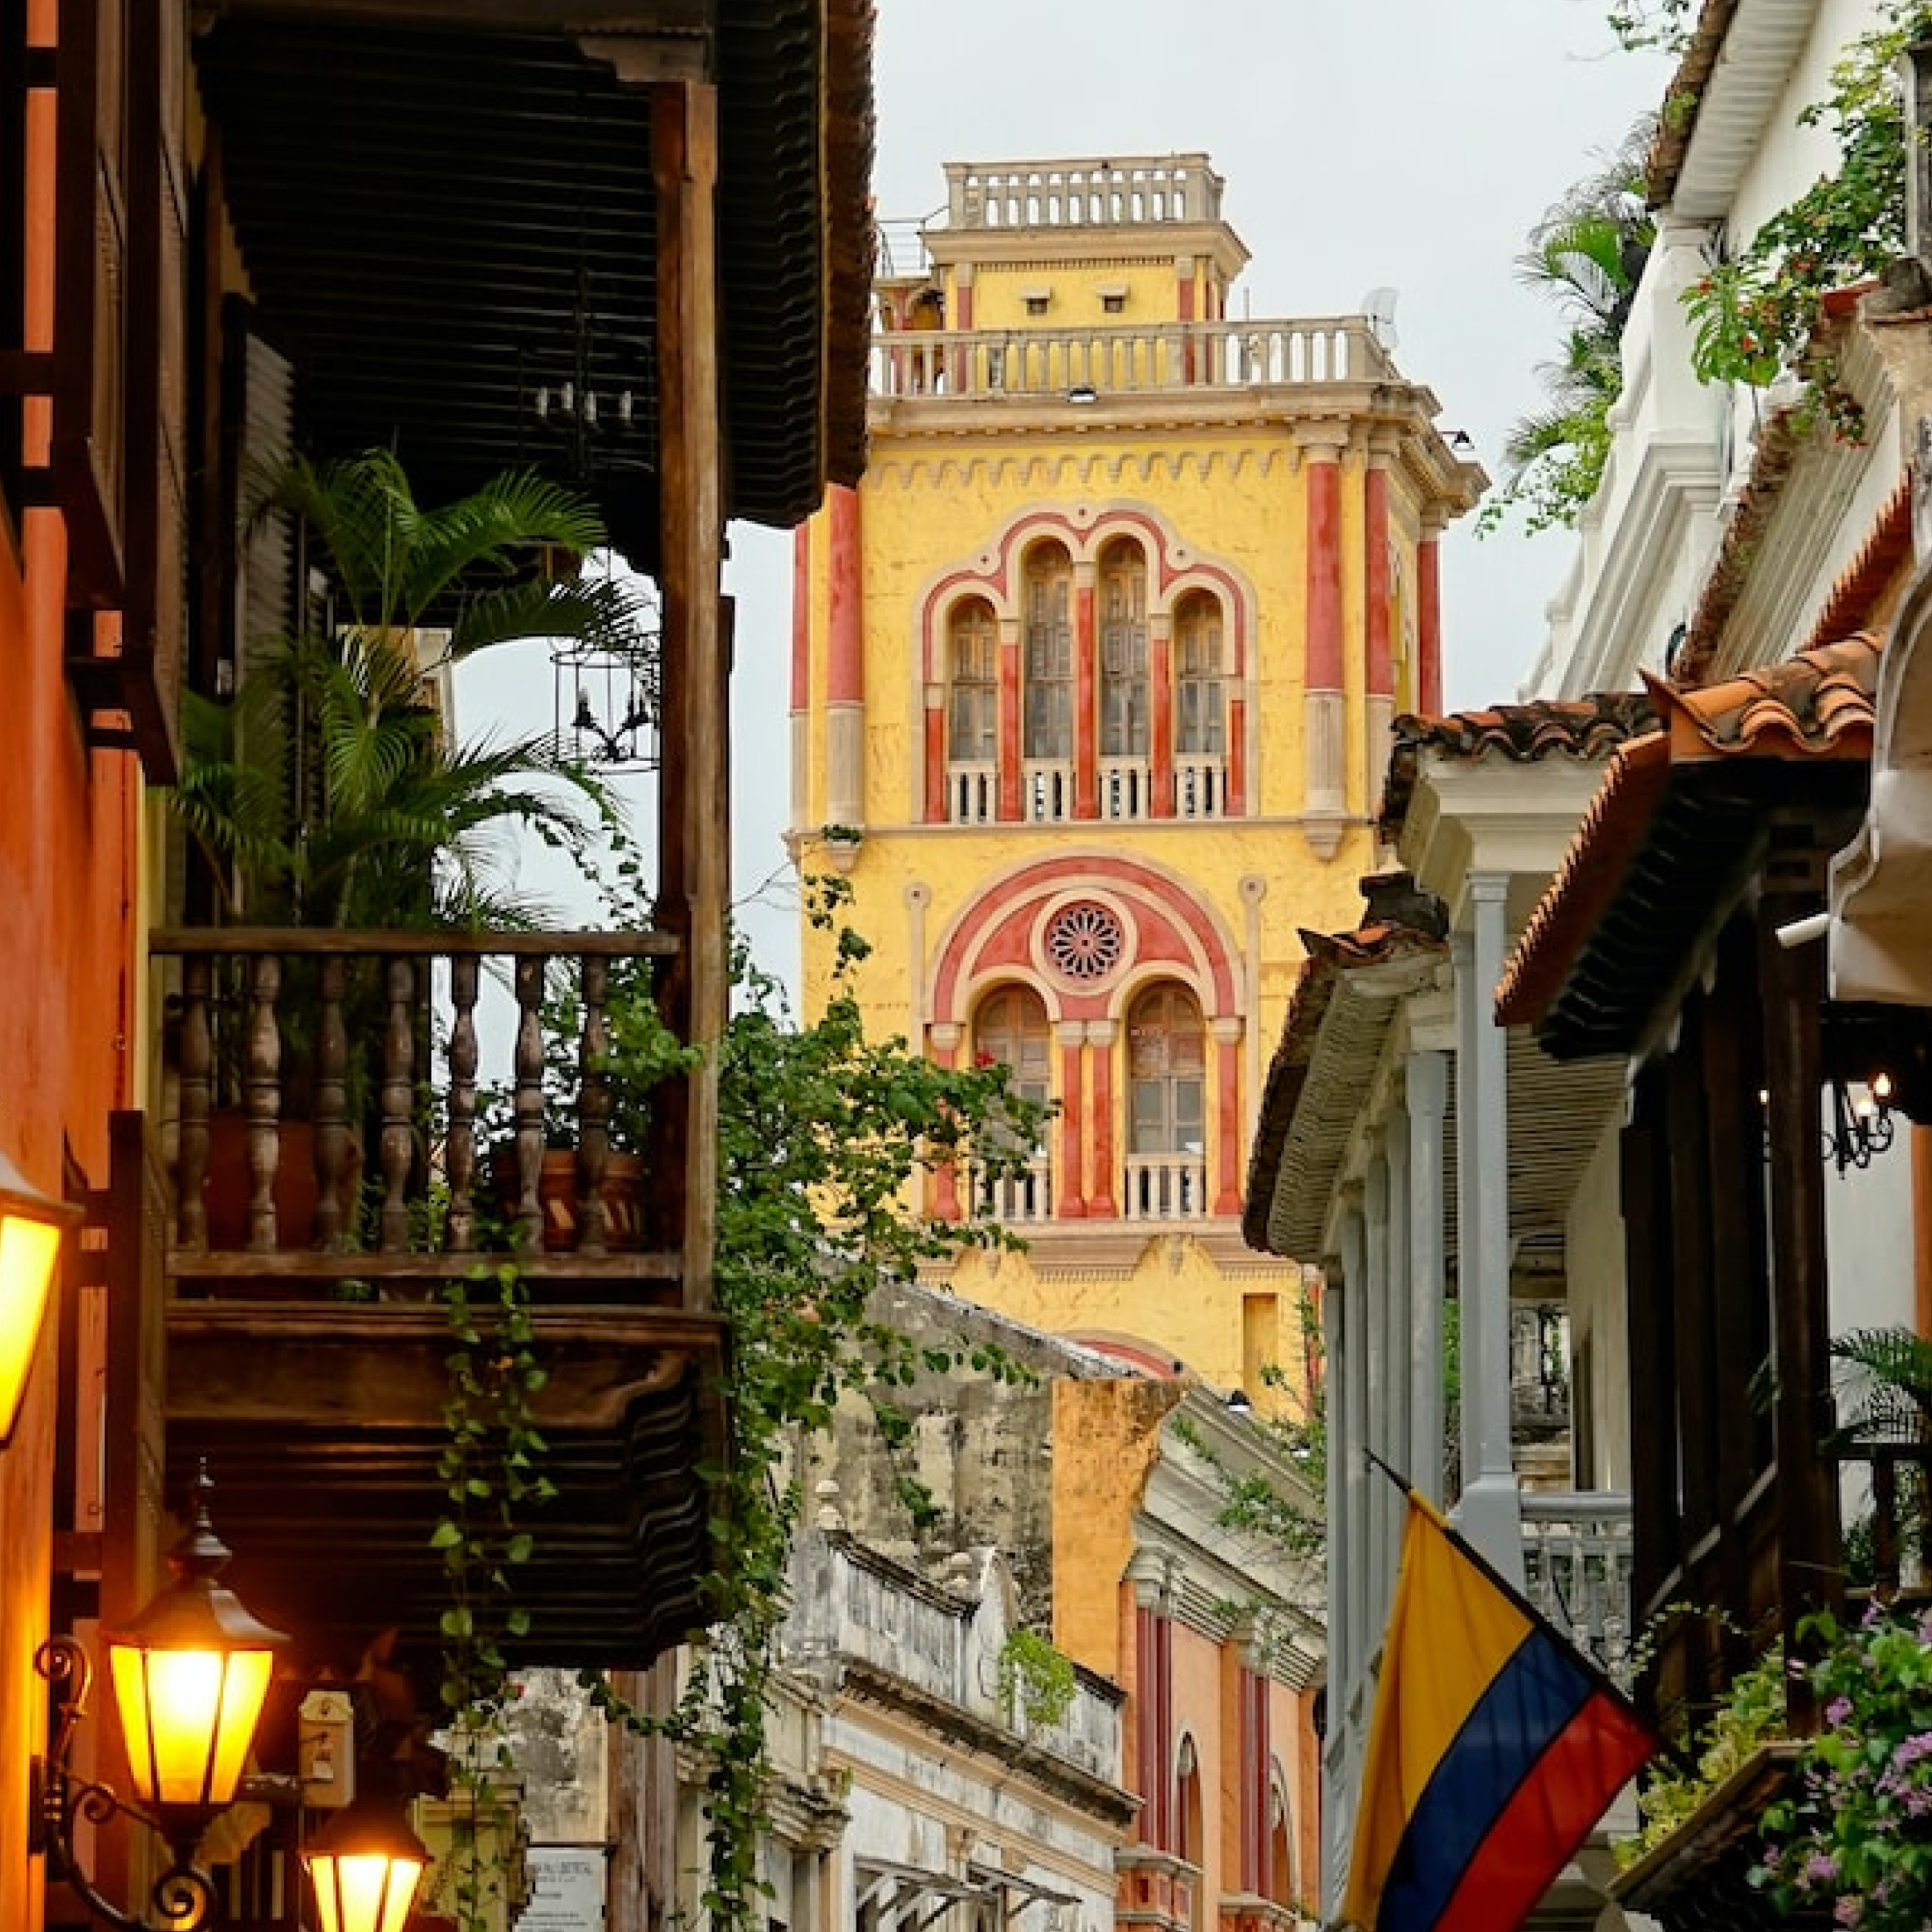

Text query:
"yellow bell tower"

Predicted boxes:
[[791, 155, 1482, 1401]]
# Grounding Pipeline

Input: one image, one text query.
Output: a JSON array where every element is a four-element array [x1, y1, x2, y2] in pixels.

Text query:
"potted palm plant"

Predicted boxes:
[[170, 447, 651, 1248]]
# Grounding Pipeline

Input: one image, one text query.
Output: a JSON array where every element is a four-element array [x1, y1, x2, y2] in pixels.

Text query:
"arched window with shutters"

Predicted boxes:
[[971, 983, 1053, 1224], [1022, 543, 1074, 821], [1126, 982, 1206, 1221], [924, 517, 1248, 824], [945, 597, 998, 823]]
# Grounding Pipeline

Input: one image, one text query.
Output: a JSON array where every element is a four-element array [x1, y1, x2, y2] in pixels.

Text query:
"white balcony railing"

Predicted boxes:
[[973, 1156, 1053, 1226], [871, 317, 1395, 403], [1174, 756, 1224, 820], [1519, 1491, 1636, 1686], [1023, 759, 1074, 822], [948, 761, 996, 825], [1099, 756, 1149, 821], [944, 155, 1224, 233], [1124, 1154, 1208, 1222]]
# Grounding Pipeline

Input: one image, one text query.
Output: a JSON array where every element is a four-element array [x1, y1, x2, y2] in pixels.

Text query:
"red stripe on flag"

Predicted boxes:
[[1434, 1689, 1652, 1932]]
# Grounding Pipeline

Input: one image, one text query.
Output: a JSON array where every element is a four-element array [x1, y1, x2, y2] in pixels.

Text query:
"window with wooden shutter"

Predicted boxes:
[[112, 0, 191, 777], [51, 0, 129, 611]]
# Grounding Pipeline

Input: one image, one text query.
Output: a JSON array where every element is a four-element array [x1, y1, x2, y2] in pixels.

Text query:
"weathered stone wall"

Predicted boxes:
[[794, 1280, 1129, 1632]]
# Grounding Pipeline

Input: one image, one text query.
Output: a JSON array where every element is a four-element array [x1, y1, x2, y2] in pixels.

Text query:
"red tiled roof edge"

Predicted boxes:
[[1494, 733, 1672, 1029], [1378, 691, 1661, 839], [1800, 475, 1913, 655], [1663, 631, 1881, 757], [1643, 0, 1740, 206], [1241, 922, 1447, 1252], [1496, 631, 1882, 1027], [1670, 405, 1802, 686]]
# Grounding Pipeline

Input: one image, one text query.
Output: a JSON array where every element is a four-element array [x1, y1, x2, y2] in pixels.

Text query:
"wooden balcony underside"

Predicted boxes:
[[165, 1299, 728, 1675]]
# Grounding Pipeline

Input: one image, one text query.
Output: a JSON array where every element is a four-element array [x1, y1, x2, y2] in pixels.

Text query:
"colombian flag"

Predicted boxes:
[[1341, 1494, 1656, 1932]]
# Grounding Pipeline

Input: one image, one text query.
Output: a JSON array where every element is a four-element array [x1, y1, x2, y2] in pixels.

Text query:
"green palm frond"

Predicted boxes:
[[1830, 1325, 1932, 1445], [183, 448, 637, 929]]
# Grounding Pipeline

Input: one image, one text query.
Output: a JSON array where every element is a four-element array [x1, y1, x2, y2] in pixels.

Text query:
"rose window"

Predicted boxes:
[[1045, 901, 1125, 984]]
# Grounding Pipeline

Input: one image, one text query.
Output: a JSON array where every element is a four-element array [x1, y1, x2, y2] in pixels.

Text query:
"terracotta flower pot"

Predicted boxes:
[[489, 1146, 644, 1254]]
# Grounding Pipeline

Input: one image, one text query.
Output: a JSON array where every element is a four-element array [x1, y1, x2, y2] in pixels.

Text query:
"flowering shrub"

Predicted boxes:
[[1755, 1603, 1932, 1930]]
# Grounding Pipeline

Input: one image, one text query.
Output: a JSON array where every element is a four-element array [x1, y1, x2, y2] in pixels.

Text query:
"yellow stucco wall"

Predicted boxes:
[[796, 173, 1477, 1407]]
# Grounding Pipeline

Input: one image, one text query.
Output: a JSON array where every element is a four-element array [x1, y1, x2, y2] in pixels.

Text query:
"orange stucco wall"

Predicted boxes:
[[0, 40, 148, 1924]]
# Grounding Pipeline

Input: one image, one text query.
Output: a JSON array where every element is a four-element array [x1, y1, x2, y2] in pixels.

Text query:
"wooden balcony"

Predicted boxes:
[[143, 927, 727, 1681]]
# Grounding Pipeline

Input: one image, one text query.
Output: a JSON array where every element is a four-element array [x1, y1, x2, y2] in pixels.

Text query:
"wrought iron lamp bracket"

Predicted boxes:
[[31, 1634, 220, 1932]]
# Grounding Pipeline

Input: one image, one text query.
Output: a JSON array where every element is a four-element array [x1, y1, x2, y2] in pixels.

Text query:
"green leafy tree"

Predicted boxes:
[[582, 872, 1048, 1932]]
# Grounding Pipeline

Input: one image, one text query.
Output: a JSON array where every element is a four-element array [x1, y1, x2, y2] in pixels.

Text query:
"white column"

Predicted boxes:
[[1455, 874, 1523, 1580], [1406, 1049, 1449, 1506], [1364, 1146, 1395, 1621], [1338, 1200, 1371, 1695], [1385, 1107, 1413, 1541], [1324, 1264, 1351, 1710]]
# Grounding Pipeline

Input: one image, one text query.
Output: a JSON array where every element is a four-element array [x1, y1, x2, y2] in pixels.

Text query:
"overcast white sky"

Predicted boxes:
[[719, 0, 1675, 971], [471, 4, 1677, 977]]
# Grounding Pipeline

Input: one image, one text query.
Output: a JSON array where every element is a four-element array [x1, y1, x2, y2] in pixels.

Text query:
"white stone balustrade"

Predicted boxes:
[[871, 318, 1394, 402]]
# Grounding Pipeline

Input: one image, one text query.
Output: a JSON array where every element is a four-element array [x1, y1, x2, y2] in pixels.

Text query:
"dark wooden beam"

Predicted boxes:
[[651, 76, 723, 1316]]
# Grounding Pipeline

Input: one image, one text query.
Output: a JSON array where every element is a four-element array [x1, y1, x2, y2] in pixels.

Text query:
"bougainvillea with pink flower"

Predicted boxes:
[[1754, 1603, 1932, 1929]]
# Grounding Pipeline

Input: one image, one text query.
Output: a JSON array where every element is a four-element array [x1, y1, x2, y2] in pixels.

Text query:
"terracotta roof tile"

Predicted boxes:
[[1243, 910, 1447, 1252], [1801, 477, 1913, 653], [1642, 0, 1740, 206], [1497, 633, 1882, 1030], [1379, 691, 1661, 837], [1659, 632, 1880, 758], [1494, 734, 1671, 1028]]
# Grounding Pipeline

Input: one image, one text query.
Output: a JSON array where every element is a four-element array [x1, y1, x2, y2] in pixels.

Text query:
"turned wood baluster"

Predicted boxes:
[[576, 954, 612, 1257], [445, 954, 480, 1254], [177, 954, 213, 1249], [378, 956, 416, 1251], [511, 954, 546, 1255], [1872, 1457, 1900, 1603], [313, 954, 351, 1250], [243, 954, 283, 1252]]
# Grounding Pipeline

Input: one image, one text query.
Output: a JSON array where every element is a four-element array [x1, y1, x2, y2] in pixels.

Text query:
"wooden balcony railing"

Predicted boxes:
[[153, 926, 685, 1294]]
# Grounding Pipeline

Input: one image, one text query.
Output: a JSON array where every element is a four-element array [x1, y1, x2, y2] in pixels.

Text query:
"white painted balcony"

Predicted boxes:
[[1174, 756, 1225, 820], [1519, 1491, 1636, 1687], [943, 154, 1225, 232], [1099, 756, 1150, 821], [870, 317, 1394, 404], [1024, 758, 1075, 822], [1124, 1153, 1209, 1222], [948, 761, 996, 825], [787, 1531, 1122, 1781], [973, 1155, 1053, 1226]]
